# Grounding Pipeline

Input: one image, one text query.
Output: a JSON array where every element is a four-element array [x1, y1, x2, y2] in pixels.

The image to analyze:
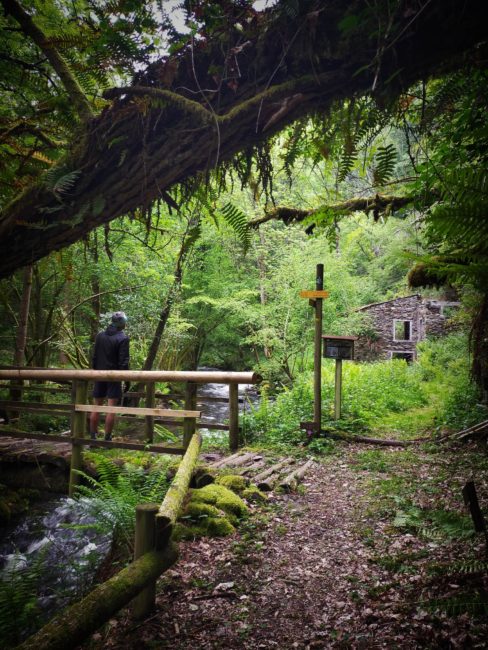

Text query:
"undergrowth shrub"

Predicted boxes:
[[417, 332, 486, 429], [243, 359, 426, 446], [0, 551, 45, 647]]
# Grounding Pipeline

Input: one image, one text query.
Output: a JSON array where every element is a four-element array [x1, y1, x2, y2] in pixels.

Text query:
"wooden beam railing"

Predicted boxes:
[[17, 432, 202, 650], [0, 368, 261, 493]]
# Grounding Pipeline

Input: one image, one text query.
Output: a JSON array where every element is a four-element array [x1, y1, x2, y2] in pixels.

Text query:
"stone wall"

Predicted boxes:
[[355, 295, 422, 361]]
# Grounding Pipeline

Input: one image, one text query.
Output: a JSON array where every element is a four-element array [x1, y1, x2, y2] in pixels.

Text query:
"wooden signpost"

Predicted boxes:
[[300, 264, 327, 435], [322, 335, 357, 420]]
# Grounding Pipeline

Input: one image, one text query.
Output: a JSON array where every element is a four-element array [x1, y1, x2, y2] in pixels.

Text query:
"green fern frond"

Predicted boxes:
[[373, 143, 397, 186], [421, 594, 488, 617], [220, 202, 251, 252], [44, 166, 81, 197]]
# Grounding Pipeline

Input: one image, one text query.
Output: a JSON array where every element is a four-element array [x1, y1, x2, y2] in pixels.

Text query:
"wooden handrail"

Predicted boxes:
[[0, 368, 261, 384], [75, 404, 201, 418]]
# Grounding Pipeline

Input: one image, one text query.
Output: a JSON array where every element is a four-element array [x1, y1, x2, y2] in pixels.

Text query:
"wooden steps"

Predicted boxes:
[[208, 452, 315, 493]]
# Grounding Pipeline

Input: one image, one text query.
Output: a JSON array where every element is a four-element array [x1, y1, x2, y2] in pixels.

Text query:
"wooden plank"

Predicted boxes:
[[299, 290, 329, 299], [0, 400, 71, 411], [0, 384, 70, 393], [0, 406, 70, 416], [229, 383, 239, 451], [100, 416, 232, 430], [156, 392, 244, 404], [75, 404, 201, 418], [70, 380, 88, 497], [77, 438, 185, 454], [0, 429, 185, 454], [145, 382, 155, 442]]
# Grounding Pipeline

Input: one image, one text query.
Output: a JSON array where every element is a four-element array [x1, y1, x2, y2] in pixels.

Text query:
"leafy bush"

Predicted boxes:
[[243, 359, 426, 446], [417, 332, 486, 430]]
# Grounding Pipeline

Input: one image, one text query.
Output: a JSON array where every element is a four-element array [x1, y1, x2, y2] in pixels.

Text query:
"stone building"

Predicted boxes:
[[354, 294, 459, 362]]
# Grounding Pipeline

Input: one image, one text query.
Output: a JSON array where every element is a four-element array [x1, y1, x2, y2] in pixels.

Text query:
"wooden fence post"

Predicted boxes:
[[132, 503, 159, 619], [229, 383, 239, 451], [69, 379, 88, 497], [334, 358, 342, 420], [145, 382, 155, 442], [183, 381, 197, 448], [314, 264, 324, 433]]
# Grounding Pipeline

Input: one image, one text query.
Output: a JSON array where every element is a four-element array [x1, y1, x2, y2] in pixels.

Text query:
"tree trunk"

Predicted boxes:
[[142, 220, 199, 372], [13, 265, 33, 367], [9, 265, 33, 413]]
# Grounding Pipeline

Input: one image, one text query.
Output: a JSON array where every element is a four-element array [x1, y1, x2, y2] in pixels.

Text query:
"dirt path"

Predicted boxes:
[[87, 462, 392, 648], [88, 447, 488, 649]]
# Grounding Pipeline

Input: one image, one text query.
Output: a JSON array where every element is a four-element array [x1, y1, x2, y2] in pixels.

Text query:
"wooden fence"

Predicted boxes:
[[0, 368, 260, 496], [17, 432, 202, 650]]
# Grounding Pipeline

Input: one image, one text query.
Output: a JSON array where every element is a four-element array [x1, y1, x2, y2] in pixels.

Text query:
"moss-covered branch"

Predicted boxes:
[[103, 86, 213, 123], [249, 195, 414, 228], [17, 544, 178, 650]]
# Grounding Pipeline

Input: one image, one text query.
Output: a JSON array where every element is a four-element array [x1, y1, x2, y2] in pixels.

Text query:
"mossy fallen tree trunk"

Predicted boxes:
[[156, 432, 202, 547], [0, 0, 486, 277], [16, 544, 178, 650]]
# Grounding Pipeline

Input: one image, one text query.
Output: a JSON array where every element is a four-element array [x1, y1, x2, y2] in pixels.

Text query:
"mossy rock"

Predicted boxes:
[[215, 474, 249, 493], [174, 516, 235, 540], [207, 517, 235, 536], [242, 486, 267, 503], [183, 501, 222, 520], [191, 483, 248, 520]]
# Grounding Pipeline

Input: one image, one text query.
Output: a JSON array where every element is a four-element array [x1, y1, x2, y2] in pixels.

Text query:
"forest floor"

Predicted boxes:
[[86, 440, 488, 650]]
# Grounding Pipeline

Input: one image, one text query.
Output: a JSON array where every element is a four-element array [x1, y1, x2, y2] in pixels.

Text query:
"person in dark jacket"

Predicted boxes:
[[90, 311, 130, 441]]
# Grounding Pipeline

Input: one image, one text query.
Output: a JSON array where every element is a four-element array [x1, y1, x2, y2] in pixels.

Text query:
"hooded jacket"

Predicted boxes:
[[92, 324, 130, 371]]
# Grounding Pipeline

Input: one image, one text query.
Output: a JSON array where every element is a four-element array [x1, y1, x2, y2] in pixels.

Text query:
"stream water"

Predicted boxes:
[[196, 368, 259, 443], [0, 496, 112, 620]]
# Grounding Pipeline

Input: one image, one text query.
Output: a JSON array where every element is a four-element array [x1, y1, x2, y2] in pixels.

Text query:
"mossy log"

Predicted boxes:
[[256, 474, 281, 492], [240, 457, 265, 474], [210, 452, 242, 468], [280, 460, 315, 494], [325, 431, 428, 447], [253, 457, 295, 485], [156, 432, 202, 547], [17, 543, 178, 650], [191, 466, 216, 489], [221, 451, 258, 468]]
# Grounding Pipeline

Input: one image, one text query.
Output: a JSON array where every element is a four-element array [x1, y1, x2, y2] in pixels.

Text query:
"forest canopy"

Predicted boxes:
[[0, 0, 487, 276]]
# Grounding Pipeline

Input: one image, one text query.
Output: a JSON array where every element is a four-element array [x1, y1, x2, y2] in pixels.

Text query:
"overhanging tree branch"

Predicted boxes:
[[0, 0, 486, 278], [249, 195, 415, 228]]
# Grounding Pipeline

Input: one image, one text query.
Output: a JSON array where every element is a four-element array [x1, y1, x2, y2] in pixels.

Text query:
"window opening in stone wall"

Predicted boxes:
[[392, 352, 414, 363], [394, 320, 412, 341]]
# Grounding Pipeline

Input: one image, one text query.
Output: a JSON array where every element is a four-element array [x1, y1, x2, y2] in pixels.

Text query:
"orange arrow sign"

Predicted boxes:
[[299, 290, 330, 299]]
